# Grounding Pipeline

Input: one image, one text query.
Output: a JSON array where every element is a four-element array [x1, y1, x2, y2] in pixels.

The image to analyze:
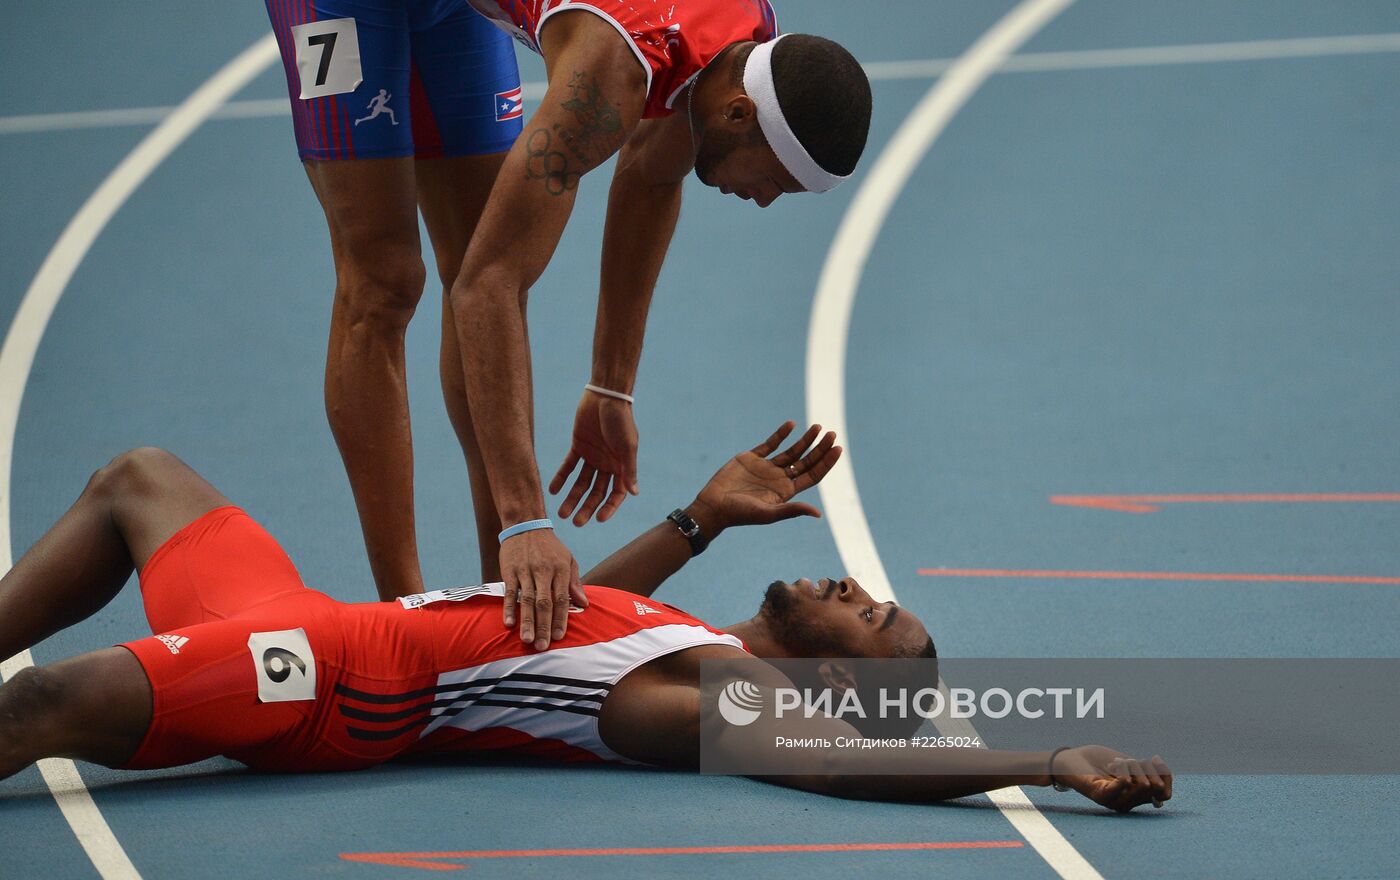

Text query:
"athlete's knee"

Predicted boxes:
[[448, 261, 525, 315], [0, 666, 64, 749], [88, 447, 184, 502], [336, 250, 428, 324]]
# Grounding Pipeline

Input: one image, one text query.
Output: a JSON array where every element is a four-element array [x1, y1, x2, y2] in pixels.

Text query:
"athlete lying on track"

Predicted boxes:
[[0, 423, 1169, 811]]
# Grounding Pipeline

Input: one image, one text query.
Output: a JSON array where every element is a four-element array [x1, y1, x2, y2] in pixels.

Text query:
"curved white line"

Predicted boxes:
[[0, 34, 280, 880], [804, 1, 1105, 879]]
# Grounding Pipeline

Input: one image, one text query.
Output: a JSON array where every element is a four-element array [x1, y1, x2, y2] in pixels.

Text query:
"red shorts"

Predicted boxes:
[[120, 507, 438, 772]]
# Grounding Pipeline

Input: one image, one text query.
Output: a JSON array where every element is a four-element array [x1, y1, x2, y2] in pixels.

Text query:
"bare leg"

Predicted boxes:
[[416, 153, 509, 582], [0, 648, 152, 780], [304, 157, 428, 600], [0, 448, 227, 662]]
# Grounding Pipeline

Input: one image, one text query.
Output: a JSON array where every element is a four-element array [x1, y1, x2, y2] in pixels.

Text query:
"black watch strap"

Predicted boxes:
[[667, 508, 710, 557]]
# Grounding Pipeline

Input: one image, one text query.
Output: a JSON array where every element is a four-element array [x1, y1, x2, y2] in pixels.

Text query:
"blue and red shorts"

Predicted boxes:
[[264, 0, 524, 161]]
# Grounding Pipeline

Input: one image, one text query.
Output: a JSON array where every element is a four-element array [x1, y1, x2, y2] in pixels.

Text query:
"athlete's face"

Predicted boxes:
[[693, 122, 803, 207], [758, 576, 929, 658]]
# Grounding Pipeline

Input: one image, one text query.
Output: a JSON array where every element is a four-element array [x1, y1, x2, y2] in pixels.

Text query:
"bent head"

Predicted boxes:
[[692, 35, 873, 207], [758, 576, 933, 660]]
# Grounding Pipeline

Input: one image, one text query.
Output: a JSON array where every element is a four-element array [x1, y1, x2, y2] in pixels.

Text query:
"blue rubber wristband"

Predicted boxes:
[[498, 518, 553, 544]]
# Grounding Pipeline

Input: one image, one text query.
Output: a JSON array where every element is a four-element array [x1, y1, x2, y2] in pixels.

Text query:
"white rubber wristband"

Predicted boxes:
[[585, 383, 634, 404]]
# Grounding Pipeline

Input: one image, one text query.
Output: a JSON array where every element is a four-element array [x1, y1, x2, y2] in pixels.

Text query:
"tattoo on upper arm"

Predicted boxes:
[[524, 71, 629, 197], [558, 71, 624, 158]]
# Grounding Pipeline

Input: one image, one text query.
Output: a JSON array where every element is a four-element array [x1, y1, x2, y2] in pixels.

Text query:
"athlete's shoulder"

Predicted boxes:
[[597, 639, 754, 766]]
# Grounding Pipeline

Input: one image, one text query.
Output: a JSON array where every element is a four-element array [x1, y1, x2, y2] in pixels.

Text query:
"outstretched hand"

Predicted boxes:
[[550, 391, 639, 526], [691, 421, 842, 532], [1055, 745, 1173, 813]]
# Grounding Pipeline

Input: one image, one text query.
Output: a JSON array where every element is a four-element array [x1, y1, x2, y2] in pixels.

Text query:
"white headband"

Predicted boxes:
[[743, 34, 850, 194]]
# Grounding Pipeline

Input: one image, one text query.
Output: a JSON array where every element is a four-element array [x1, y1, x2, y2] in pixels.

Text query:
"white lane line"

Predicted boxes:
[[859, 29, 1400, 79], [804, 1, 1106, 879], [997, 30, 1400, 72], [0, 33, 281, 880], [6, 31, 1400, 135], [0, 105, 177, 134]]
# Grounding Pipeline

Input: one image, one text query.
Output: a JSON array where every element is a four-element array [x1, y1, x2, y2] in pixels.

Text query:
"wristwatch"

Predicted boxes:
[[666, 508, 710, 557]]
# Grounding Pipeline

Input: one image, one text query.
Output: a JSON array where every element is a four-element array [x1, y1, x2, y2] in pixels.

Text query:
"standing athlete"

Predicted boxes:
[[0, 423, 1170, 813], [264, 0, 874, 653], [446, 3, 872, 652], [265, 0, 525, 608]]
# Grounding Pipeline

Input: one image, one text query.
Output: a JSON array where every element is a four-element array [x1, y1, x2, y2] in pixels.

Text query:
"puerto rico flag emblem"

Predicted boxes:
[[495, 87, 523, 122]]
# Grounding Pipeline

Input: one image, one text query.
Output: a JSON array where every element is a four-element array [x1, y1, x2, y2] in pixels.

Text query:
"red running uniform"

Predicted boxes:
[[464, 0, 779, 118], [120, 506, 743, 772]]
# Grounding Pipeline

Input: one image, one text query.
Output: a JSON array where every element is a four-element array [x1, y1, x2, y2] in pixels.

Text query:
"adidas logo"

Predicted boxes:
[[156, 634, 189, 655], [633, 601, 661, 617]]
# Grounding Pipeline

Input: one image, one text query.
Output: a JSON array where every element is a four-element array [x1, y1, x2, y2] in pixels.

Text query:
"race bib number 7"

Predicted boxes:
[[290, 18, 362, 99], [248, 628, 317, 703]]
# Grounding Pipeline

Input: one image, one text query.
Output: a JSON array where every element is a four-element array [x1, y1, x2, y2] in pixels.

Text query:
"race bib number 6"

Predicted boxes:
[[290, 18, 362, 99], [248, 628, 317, 703]]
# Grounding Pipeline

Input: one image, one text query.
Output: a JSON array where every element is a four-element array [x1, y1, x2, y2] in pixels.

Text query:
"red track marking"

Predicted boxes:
[[340, 840, 1024, 871], [918, 568, 1400, 584], [1050, 493, 1400, 513]]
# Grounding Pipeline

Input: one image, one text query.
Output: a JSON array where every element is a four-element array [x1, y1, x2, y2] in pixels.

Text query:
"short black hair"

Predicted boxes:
[[769, 35, 872, 178], [855, 635, 938, 739], [898, 635, 938, 661]]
